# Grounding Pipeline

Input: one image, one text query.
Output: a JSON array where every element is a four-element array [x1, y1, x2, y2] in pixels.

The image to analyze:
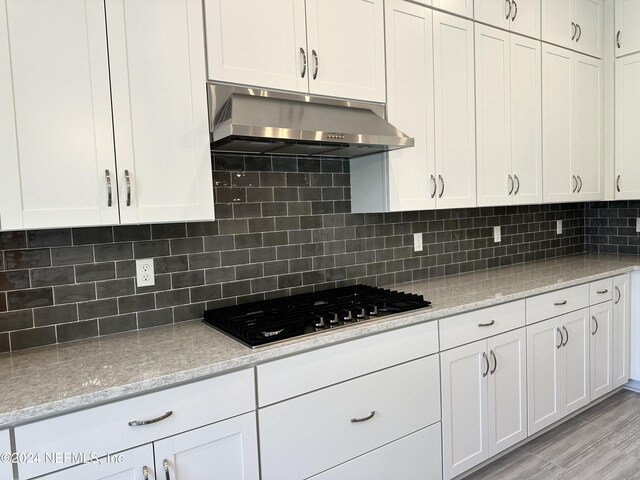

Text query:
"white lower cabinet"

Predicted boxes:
[[259, 355, 441, 480], [309, 424, 442, 480], [590, 301, 613, 401], [527, 308, 590, 435], [441, 328, 526, 480], [613, 275, 631, 388]]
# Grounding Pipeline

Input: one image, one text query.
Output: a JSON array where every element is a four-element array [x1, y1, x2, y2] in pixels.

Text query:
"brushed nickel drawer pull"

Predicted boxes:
[[597, 289, 608, 294], [164, 459, 170, 480], [562, 325, 569, 346], [128, 410, 173, 426], [554, 300, 567, 306], [125, 169, 132, 206], [557, 327, 563, 349], [143, 466, 149, 480], [490, 350, 497, 375], [482, 352, 490, 377], [592, 315, 599, 335], [615, 285, 621, 304], [300, 47, 307, 78], [105, 170, 113, 207], [478, 320, 495, 327], [351, 411, 376, 423]]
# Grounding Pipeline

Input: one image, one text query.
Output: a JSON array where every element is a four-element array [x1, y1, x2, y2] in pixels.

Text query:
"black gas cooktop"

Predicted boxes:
[[202, 285, 431, 348]]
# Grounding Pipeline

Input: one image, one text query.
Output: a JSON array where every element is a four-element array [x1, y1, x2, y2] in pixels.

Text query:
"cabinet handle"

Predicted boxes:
[[128, 410, 173, 426], [557, 327, 563, 349], [617, 30, 621, 49], [615, 285, 622, 304], [514, 174, 520, 195], [577, 175, 583, 193], [125, 170, 132, 207], [505, 0, 511, 19], [562, 325, 569, 347], [617, 175, 621, 193], [312, 49, 319, 79], [511, 0, 518, 21], [554, 300, 567, 306], [482, 352, 490, 377], [351, 411, 376, 423], [478, 320, 495, 327], [572, 175, 577, 193], [438, 175, 445, 198], [105, 170, 113, 207], [490, 350, 498, 375], [571, 22, 577, 41], [142, 466, 149, 480], [163, 459, 170, 480], [300, 47, 307, 78], [592, 315, 599, 336], [597, 289, 608, 295], [576, 23, 582, 42], [508, 175, 514, 195], [431, 175, 437, 199]]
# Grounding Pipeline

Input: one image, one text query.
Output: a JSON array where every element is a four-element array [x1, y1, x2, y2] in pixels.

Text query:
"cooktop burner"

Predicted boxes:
[[202, 285, 431, 348]]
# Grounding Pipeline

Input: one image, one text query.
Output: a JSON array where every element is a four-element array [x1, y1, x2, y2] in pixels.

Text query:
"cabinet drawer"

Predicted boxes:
[[257, 320, 438, 406], [439, 300, 525, 351], [15, 369, 255, 479], [0, 430, 11, 480], [590, 278, 613, 304], [309, 423, 442, 480], [526, 284, 589, 324], [259, 355, 441, 480]]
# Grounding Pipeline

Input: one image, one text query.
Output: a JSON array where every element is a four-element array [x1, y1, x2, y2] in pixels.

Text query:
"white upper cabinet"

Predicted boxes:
[[0, 0, 118, 229], [205, 0, 308, 93], [433, 0, 474, 18], [542, 0, 602, 58], [475, 0, 541, 38], [433, 12, 477, 209], [543, 44, 602, 203], [205, 0, 385, 103], [106, 0, 214, 225], [385, 0, 435, 211], [476, 26, 541, 207], [615, 52, 640, 199], [615, 0, 640, 57]]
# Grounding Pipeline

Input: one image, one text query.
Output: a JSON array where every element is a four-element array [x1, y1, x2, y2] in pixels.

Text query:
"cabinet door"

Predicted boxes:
[[433, 12, 477, 210], [441, 341, 488, 480], [614, 53, 640, 199], [385, 0, 435, 211], [541, 0, 572, 49], [204, 0, 308, 93], [433, 0, 473, 18], [527, 318, 562, 435], [613, 275, 631, 388], [574, 0, 602, 58], [0, 2, 22, 230], [106, 0, 214, 224], [615, 0, 640, 57], [511, 34, 542, 205], [475, 25, 512, 207], [2, 0, 118, 229], [542, 44, 574, 203], [35, 445, 154, 480], [590, 302, 613, 401], [308, 425, 442, 480], [572, 53, 602, 201], [562, 308, 590, 415], [474, 0, 511, 31], [487, 329, 527, 456], [510, 0, 542, 38], [154, 413, 259, 480], [305, 0, 385, 102]]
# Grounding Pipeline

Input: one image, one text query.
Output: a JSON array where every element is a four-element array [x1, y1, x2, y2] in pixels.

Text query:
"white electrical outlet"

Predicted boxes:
[[493, 226, 501, 243], [136, 258, 155, 287], [414, 233, 423, 252], [636, 218, 640, 233], [557, 220, 563, 235]]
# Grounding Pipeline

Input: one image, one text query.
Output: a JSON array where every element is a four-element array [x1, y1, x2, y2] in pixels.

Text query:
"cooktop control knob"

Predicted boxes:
[[313, 315, 326, 329], [356, 307, 367, 320], [340, 309, 353, 323], [328, 312, 340, 326], [367, 305, 379, 316]]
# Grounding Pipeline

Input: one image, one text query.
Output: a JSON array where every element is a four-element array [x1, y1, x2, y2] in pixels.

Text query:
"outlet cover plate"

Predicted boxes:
[[557, 220, 562, 235], [136, 258, 155, 287], [493, 226, 501, 243], [413, 233, 423, 252]]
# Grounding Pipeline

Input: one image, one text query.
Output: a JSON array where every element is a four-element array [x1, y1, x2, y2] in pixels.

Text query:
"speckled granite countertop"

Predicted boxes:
[[0, 253, 638, 428]]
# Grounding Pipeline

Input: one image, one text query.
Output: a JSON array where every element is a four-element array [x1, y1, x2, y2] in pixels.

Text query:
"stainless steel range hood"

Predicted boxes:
[[208, 84, 413, 158]]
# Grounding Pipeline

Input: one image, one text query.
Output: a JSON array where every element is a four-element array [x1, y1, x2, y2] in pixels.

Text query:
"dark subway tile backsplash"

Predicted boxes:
[[0, 155, 588, 351]]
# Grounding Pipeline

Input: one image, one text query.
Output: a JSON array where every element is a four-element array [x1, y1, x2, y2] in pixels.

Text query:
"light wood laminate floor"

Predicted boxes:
[[466, 390, 640, 479]]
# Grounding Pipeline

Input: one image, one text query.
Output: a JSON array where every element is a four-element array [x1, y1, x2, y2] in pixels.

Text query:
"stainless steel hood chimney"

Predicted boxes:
[[208, 84, 414, 158]]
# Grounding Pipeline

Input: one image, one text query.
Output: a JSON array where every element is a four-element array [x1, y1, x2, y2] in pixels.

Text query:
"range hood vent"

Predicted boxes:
[[208, 84, 414, 159]]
